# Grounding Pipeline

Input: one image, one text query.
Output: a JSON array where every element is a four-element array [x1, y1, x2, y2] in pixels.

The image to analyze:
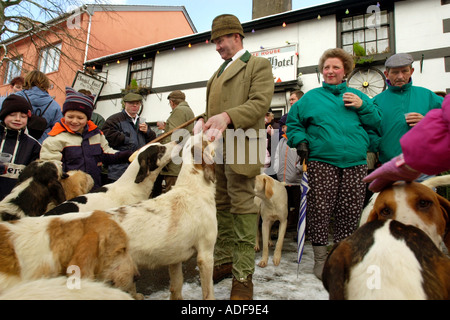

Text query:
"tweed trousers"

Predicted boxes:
[[214, 162, 258, 280]]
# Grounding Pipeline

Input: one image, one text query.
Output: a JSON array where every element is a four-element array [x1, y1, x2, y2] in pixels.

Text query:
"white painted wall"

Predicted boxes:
[[395, 0, 450, 53], [93, 0, 449, 123]]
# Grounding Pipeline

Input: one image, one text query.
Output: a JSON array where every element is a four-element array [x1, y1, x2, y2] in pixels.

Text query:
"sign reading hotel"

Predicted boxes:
[[251, 45, 298, 83]]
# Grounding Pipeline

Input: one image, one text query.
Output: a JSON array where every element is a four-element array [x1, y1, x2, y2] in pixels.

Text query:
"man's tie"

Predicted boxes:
[[217, 58, 232, 77]]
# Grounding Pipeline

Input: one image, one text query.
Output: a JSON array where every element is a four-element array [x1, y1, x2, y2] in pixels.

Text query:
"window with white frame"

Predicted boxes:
[[4, 57, 23, 84], [39, 43, 62, 74], [129, 57, 153, 88], [340, 9, 392, 56]]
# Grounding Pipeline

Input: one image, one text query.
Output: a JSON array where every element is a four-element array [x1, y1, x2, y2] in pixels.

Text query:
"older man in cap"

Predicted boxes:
[[158, 90, 195, 192], [195, 14, 274, 300], [372, 53, 443, 164], [102, 92, 156, 182]]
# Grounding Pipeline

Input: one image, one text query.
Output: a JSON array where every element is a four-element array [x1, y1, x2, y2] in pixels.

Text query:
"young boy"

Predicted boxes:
[[0, 95, 41, 200], [40, 87, 132, 190]]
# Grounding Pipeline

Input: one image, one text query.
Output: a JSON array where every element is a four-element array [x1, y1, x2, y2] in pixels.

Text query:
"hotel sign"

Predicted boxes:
[[251, 45, 298, 83]]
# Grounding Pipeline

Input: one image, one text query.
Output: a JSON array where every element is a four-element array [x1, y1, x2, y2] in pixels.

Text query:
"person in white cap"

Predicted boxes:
[[372, 53, 443, 164]]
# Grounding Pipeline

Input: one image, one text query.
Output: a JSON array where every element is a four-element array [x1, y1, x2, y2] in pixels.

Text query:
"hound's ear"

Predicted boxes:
[[17, 161, 39, 183], [437, 194, 450, 252], [35, 163, 60, 186], [68, 231, 100, 279], [203, 162, 216, 184], [264, 176, 274, 199], [322, 241, 351, 300], [49, 180, 67, 204]]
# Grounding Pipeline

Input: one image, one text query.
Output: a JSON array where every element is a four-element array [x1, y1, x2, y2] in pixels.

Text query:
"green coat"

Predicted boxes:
[[161, 101, 195, 176], [206, 51, 274, 178], [372, 81, 443, 163], [286, 81, 381, 168]]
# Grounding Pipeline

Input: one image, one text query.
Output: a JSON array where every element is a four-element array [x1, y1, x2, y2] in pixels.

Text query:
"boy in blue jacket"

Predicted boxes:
[[40, 87, 132, 190], [0, 95, 41, 200]]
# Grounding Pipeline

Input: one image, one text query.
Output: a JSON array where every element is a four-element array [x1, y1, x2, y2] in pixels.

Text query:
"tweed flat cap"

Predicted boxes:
[[167, 90, 185, 101], [385, 53, 414, 68], [211, 14, 244, 41], [123, 92, 143, 102]]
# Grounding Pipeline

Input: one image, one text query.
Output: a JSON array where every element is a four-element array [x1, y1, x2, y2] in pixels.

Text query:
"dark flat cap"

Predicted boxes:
[[385, 53, 414, 68]]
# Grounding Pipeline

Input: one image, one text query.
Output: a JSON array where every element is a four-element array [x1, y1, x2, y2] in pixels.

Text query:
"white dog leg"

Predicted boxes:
[[258, 219, 271, 267], [273, 219, 287, 266], [168, 262, 183, 300], [197, 248, 215, 300]]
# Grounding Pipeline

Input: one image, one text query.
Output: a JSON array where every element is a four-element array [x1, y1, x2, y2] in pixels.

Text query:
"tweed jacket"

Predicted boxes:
[[206, 51, 274, 178], [161, 101, 195, 176]]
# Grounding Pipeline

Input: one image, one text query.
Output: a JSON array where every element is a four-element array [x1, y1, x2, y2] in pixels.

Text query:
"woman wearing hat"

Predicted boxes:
[[0, 95, 41, 200], [40, 87, 132, 190]]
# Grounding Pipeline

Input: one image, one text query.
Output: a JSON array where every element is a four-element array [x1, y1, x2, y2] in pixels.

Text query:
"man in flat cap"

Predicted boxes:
[[372, 53, 443, 164], [103, 92, 156, 182], [194, 14, 274, 300], [159, 90, 195, 192]]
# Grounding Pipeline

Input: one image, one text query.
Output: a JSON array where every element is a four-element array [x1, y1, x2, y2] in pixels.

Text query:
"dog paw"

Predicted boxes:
[[254, 245, 260, 252], [273, 256, 281, 266], [257, 260, 268, 268], [133, 292, 145, 300]]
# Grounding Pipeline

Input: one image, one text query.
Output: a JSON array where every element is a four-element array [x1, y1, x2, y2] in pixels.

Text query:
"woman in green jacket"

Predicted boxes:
[[286, 48, 381, 279]]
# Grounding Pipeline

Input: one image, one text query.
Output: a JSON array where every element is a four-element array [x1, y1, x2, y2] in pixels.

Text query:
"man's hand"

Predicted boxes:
[[204, 112, 231, 141]]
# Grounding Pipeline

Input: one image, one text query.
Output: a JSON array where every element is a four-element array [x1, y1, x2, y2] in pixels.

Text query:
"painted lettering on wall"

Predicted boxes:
[[251, 45, 298, 83]]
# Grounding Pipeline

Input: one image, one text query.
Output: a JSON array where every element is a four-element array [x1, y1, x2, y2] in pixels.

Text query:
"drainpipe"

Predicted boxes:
[[82, 5, 93, 65]]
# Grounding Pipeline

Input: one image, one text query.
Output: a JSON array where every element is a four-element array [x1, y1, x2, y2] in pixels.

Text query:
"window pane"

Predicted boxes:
[[354, 30, 365, 43], [365, 41, 377, 54], [377, 26, 389, 39], [380, 11, 388, 24], [343, 45, 353, 55], [342, 32, 353, 45], [365, 28, 376, 42], [353, 15, 364, 29], [377, 39, 390, 53], [5, 58, 22, 84], [342, 17, 353, 31]]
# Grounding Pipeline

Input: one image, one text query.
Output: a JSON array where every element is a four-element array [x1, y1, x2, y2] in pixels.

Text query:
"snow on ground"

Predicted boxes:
[[140, 231, 329, 300]]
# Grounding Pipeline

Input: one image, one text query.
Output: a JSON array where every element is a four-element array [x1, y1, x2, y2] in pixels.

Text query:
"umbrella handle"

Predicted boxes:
[[302, 159, 307, 172]]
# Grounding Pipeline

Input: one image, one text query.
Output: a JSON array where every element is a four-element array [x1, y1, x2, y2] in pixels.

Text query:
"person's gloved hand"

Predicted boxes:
[[363, 154, 421, 192], [296, 142, 309, 165], [117, 150, 134, 163]]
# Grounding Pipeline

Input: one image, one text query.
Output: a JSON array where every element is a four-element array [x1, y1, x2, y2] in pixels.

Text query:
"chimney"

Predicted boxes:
[[252, 0, 292, 19]]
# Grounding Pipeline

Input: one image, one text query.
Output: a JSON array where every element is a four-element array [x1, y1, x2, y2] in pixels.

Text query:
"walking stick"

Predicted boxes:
[[128, 115, 203, 162]]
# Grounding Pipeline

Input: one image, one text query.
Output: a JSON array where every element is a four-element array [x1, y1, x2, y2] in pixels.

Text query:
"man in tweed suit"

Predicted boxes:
[[195, 14, 274, 300]]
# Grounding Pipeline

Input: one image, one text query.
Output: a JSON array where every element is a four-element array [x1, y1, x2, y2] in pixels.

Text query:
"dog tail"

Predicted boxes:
[[421, 175, 450, 189]]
